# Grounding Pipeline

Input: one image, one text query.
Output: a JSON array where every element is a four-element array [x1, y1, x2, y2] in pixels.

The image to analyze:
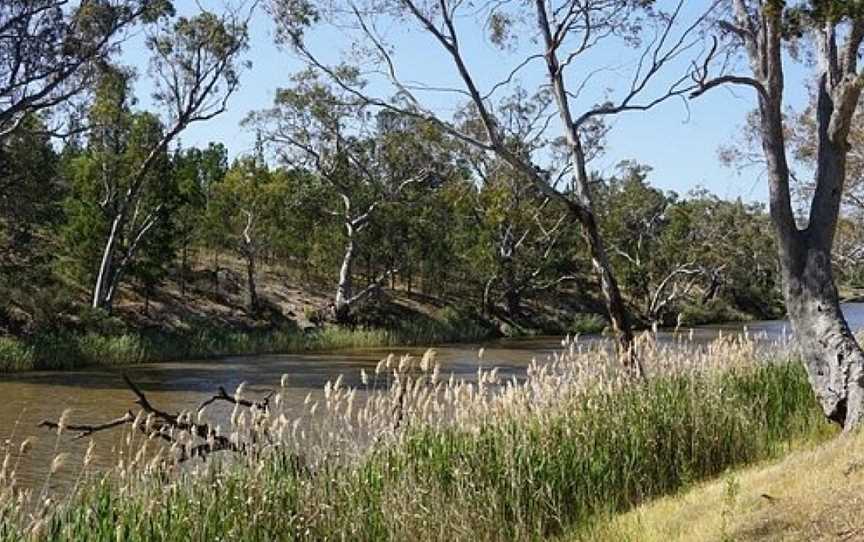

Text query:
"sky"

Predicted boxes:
[[121, 0, 816, 204]]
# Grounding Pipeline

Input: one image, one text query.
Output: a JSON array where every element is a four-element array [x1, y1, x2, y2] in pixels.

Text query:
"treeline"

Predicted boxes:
[[2, 107, 786, 340], [4, 0, 853, 355]]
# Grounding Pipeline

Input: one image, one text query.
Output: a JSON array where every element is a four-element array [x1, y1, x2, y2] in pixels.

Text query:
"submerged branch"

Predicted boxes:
[[39, 375, 275, 462]]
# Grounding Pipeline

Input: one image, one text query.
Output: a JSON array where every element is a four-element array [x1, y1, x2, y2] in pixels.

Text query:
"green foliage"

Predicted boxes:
[[0, 8, 792, 358], [0, 311, 492, 372], [172, 142, 229, 251], [569, 313, 607, 334], [0, 336, 34, 371], [596, 162, 782, 325], [0, 116, 63, 327], [58, 68, 179, 295]]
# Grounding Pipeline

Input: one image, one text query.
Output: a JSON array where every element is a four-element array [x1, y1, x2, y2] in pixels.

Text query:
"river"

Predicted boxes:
[[5, 302, 864, 492]]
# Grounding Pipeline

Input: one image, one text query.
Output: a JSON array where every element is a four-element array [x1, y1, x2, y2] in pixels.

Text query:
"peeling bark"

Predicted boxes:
[[695, 5, 864, 429], [782, 238, 864, 428]]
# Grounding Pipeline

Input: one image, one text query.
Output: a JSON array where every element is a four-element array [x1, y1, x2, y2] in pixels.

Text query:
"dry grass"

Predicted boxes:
[[572, 427, 864, 542]]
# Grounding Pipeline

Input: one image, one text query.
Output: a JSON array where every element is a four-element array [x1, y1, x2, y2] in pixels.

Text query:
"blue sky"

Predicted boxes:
[[122, 0, 815, 204]]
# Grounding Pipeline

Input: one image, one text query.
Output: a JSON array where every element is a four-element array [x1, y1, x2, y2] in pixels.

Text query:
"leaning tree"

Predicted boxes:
[[694, 1, 864, 430], [88, 7, 250, 312], [269, 0, 719, 375]]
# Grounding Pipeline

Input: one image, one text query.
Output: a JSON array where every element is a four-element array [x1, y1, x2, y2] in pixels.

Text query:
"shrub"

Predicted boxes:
[[0, 336, 35, 371]]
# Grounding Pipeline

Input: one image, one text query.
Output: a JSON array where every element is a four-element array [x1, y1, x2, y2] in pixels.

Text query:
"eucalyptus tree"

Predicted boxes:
[[269, 0, 719, 374], [61, 68, 178, 308], [208, 156, 291, 314], [86, 7, 249, 312], [788, 99, 864, 286], [172, 142, 229, 295], [596, 164, 702, 326], [458, 155, 572, 318], [0, 0, 172, 139], [250, 73, 445, 323], [693, 1, 864, 429]]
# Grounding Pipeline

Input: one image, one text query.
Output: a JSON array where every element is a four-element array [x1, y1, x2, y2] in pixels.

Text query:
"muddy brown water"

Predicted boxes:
[[4, 303, 864, 493]]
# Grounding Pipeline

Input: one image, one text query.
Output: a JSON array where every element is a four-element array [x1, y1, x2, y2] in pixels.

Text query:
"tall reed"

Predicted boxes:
[[0, 333, 831, 541]]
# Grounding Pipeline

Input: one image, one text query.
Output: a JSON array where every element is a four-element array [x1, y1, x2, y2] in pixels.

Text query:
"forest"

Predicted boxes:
[[6, 1, 864, 540], [8, 0, 863, 372]]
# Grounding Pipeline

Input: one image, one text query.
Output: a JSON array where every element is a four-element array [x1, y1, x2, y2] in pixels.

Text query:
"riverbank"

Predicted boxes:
[[0, 254, 784, 372], [0, 337, 836, 540], [0, 312, 496, 372], [569, 428, 864, 541], [0, 256, 615, 371]]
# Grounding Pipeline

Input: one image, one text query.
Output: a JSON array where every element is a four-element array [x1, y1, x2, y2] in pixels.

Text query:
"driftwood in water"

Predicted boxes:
[[39, 374, 274, 462]]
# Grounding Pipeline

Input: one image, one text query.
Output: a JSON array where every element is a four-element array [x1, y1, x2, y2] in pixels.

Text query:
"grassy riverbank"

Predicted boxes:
[[0, 309, 494, 371], [570, 428, 864, 541], [0, 254, 779, 373], [0, 337, 835, 541]]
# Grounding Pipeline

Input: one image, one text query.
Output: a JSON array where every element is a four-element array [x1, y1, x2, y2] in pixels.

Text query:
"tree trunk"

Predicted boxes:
[[482, 276, 495, 316], [781, 237, 864, 430], [245, 249, 258, 314], [92, 214, 123, 311], [532, 3, 640, 376], [501, 256, 520, 317], [334, 236, 356, 324], [104, 263, 126, 310], [181, 243, 188, 298], [702, 271, 720, 304], [759, 64, 864, 431], [241, 210, 259, 315], [213, 251, 220, 294], [578, 208, 639, 374], [769, 79, 864, 431], [504, 288, 521, 318]]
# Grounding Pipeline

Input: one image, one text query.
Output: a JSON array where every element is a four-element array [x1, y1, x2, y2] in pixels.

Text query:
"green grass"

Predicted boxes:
[[0, 311, 494, 372], [566, 425, 864, 541], [0, 359, 833, 541], [0, 336, 35, 371]]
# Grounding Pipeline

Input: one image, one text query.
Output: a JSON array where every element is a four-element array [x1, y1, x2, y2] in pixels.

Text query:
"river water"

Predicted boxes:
[[5, 303, 864, 492]]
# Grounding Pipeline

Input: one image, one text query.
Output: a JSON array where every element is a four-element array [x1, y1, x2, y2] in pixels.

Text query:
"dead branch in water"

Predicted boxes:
[[38, 374, 274, 462], [196, 385, 274, 414], [39, 412, 135, 440]]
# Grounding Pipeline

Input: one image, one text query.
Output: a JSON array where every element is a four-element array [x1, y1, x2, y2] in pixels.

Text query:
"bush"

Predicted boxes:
[[0, 336, 34, 371], [569, 313, 606, 334]]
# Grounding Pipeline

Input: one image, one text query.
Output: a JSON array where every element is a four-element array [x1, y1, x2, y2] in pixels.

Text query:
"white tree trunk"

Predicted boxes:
[[334, 234, 356, 323], [92, 214, 122, 311]]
